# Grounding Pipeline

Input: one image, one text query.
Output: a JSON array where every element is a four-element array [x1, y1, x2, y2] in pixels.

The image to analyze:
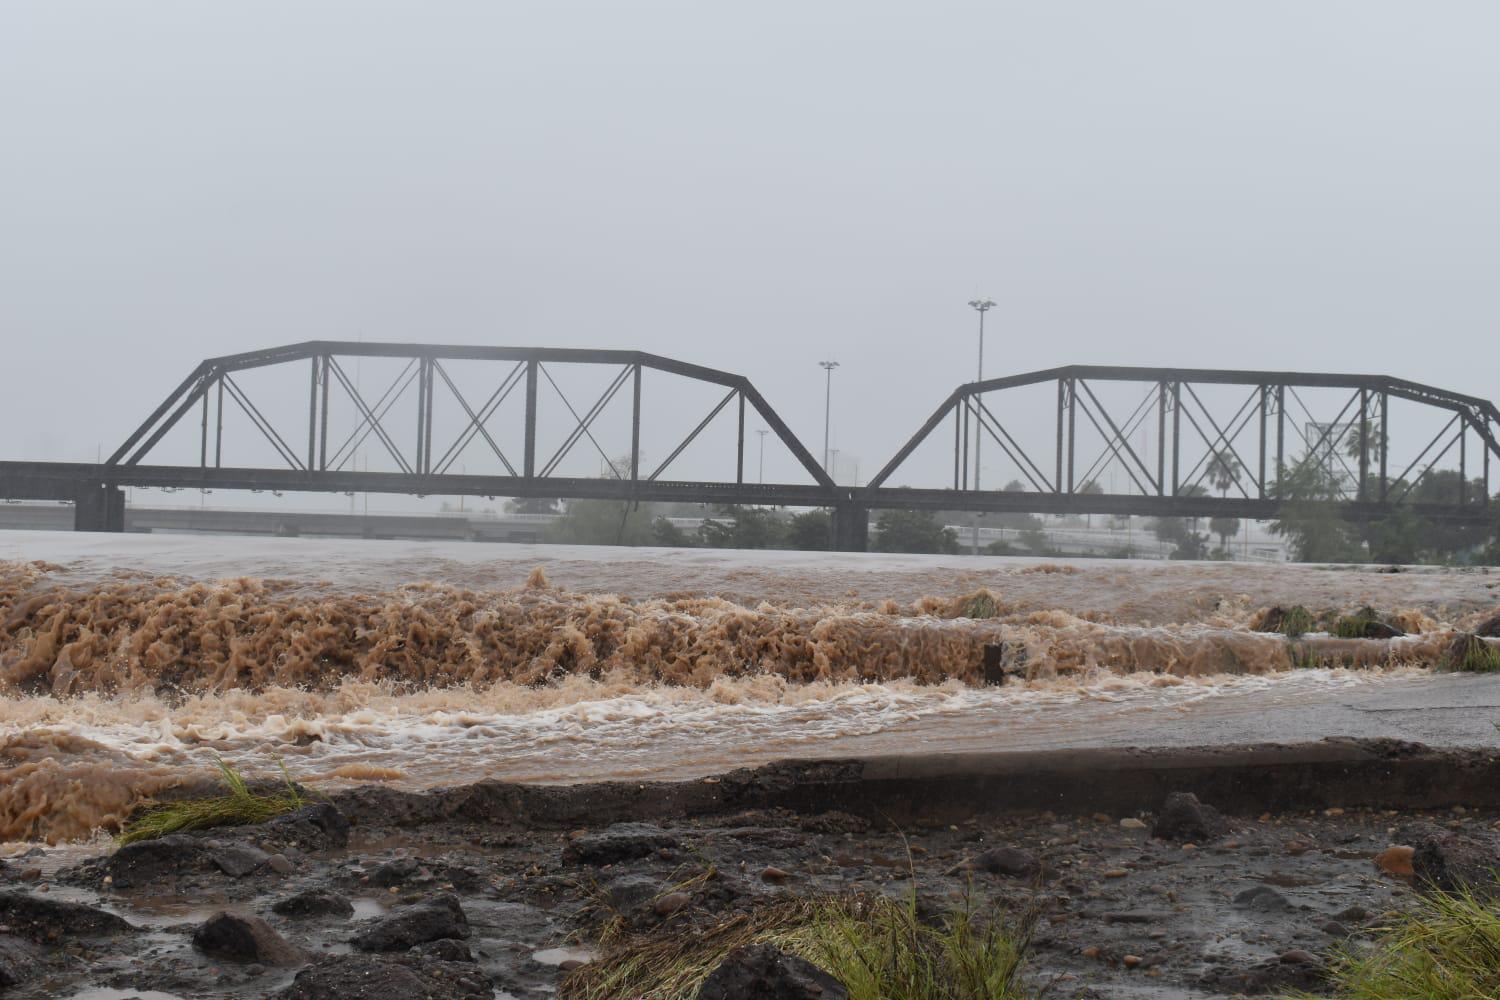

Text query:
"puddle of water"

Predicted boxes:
[[531, 945, 595, 966], [351, 897, 389, 919]]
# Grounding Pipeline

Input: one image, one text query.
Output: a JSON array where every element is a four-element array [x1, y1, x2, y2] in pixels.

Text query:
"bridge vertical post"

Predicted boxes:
[[200, 387, 209, 469], [1170, 382, 1181, 495], [415, 358, 428, 476], [831, 502, 868, 552], [422, 358, 435, 476], [631, 363, 642, 482], [74, 482, 124, 532], [1055, 380, 1064, 494], [307, 356, 319, 474], [318, 356, 330, 472], [1275, 385, 1285, 493], [1258, 385, 1268, 499], [1379, 391, 1388, 501], [1066, 379, 1076, 493], [955, 403, 963, 490], [1358, 387, 1369, 501], [1157, 382, 1167, 496], [736, 391, 745, 485], [523, 360, 538, 479], [1459, 418, 1468, 506], [960, 398, 969, 490]]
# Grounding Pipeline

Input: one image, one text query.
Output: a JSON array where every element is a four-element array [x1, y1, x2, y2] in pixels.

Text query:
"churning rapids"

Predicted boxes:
[[3, 532, 1499, 846]]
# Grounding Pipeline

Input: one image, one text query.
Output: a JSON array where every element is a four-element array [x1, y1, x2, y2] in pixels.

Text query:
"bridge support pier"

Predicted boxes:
[[831, 503, 869, 552], [73, 483, 124, 532]]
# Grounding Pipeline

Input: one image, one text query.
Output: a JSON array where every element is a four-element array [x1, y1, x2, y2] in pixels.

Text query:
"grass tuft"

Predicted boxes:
[[1286, 889, 1500, 999], [562, 888, 1036, 1000], [1441, 633, 1500, 674], [119, 755, 306, 845], [1259, 605, 1316, 638], [955, 590, 1003, 620]]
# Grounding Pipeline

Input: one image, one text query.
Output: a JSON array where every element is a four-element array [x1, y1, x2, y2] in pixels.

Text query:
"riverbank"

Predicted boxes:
[[5, 740, 1500, 998]]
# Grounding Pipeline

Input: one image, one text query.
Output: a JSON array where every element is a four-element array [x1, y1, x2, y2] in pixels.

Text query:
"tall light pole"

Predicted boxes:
[[755, 429, 769, 484], [819, 361, 840, 472], [968, 298, 996, 556]]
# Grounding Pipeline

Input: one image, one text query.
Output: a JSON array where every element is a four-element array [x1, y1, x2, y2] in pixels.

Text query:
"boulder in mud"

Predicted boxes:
[[1474, 613, 1500, 638], [1232, 885, 1293, 912], [354, 893, 470, 952], [104, 834, 211, 888], [968, 846, 1040, 878], [0, 935, 40, 989], [605, 873, 663, 913], [696, 942, 848, 1000], [209, 843, 273, 878], [563, 823, 680, 865], [193, 911, 305, 966], [276, 954, 493, 999], [1412, 831, 1500, 896], [1152, 792, 1228, 843], [273, 888, 355, 918], [258, 802, 351, 852], [0, 891, 134, 943]]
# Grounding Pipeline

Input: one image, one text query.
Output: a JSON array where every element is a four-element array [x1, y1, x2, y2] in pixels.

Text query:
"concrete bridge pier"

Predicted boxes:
[[73, 482, 125, 532], [832, 502, 869, 552]]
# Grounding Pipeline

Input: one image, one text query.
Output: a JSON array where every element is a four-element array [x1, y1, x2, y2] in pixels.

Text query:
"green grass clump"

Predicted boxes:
[[1286, 889, 1500, 999], [1442, 633, 1500, 674], [956, 590, 1002, 620], [1260, 605, 1316, 638], [119, 755, 305, 845], [563, 889, 1036, 1000]]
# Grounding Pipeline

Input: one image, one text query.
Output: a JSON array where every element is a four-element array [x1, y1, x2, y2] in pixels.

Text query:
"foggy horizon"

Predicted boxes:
[[4, 2, 1497, 493]]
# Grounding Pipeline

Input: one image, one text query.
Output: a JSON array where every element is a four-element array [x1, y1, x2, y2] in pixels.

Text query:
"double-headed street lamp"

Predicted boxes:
[[819, 360, 840, 472], [968, 298, 996, 555]]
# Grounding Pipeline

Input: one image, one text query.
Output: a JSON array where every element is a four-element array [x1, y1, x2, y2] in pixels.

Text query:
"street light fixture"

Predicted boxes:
[[968, 298, 996, 556], [819, 361, 840, 472]]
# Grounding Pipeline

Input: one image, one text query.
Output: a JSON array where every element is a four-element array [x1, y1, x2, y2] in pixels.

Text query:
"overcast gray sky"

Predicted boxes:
[[3, 2, 1497, 497]]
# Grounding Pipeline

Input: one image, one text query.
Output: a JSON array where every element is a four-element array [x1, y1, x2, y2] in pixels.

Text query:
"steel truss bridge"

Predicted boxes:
[[2, 342, 1496, 551]]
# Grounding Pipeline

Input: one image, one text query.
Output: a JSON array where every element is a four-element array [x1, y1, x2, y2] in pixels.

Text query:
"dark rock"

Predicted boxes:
[[273, 888, 355, 918], [267, 854, 295, 875], [1334, 904, 1368, 923], [354, 893, 470, 952], [1321, 920, 1350, 936], [719, 827, 806, 848], [367, 857, 426, 887], [563, 823, 680, 865], [605, 874, 662, 912], [1362, 620, 1405, 639], [798, 811, 870, 835], [275, 954, 493, 999], [0, 891, 134, 943], [1412, 831, 1500, 895], [1201, 958, 1328, 995], [697, 943, 847, 1000], [193, 911, 305, 966], [1233, 886, 1293, 912], [258, 803, 351, 852], [1280, 949, 1320, 965], [104, 834, 209, 888], [411, 938, 473, 962], [210, 843, 273, 878], [1152, 792, 1228, 843], [0, 935, 39, 989], [1474, 613, 1500, 638], [970, 846, 1040, 878]]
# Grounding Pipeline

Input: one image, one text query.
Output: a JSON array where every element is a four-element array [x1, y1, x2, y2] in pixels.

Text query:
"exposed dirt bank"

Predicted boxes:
[[5, 739, 1500, 999]]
